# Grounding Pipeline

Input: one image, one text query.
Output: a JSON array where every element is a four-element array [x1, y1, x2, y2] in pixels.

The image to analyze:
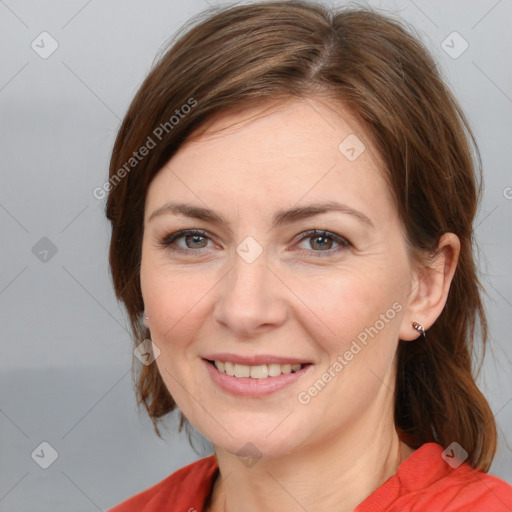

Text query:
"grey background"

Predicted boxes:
[[0, 0, 511, 510]]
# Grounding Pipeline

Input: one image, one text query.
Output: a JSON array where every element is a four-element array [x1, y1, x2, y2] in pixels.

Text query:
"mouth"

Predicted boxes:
[[202, 353, 314, 396], [205, 359, 310, 379]]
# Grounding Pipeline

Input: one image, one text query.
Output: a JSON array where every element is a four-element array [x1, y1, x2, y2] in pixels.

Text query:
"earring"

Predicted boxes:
[[142, 313, 149, 326], [412, 321, 426, 338]]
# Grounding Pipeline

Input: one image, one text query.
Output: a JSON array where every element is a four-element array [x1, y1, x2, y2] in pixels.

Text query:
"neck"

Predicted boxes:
[[208, 419, 413, 512]]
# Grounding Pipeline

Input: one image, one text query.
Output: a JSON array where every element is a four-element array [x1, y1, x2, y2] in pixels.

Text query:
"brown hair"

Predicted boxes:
[[106, 1, 496, 470]]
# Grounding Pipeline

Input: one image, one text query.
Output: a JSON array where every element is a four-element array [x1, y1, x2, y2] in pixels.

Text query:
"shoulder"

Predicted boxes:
[[400, 443, 512, 511], [107, 455, 218, 512], [357, 443, 512, 512], [419, 462, 512, 511]]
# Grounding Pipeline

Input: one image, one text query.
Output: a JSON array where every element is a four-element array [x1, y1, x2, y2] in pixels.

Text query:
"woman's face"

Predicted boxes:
[[141, 98, 416, 459]]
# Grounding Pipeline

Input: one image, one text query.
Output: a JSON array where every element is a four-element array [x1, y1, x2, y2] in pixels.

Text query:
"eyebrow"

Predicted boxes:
[[148, 201, 374, 229]]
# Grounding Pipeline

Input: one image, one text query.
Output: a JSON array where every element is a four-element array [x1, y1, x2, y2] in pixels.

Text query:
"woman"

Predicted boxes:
[[105, 2, 511, 511]]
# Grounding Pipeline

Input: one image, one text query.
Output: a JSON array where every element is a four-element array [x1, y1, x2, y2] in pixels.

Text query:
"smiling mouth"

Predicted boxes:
[[206, 360, 310, 379]]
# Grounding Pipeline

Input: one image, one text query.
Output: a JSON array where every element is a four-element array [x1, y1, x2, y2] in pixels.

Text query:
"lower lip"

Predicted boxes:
[[203, 359, 313, 397]]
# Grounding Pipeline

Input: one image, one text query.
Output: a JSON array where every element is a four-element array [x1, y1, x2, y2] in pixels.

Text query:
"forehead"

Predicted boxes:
[[145, 98, 394, 223]]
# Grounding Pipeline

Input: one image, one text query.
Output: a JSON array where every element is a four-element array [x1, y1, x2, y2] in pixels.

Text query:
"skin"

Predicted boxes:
[[140, 98, 460, 512]]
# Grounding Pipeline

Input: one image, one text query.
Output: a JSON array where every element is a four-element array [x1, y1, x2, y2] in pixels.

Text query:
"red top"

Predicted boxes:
[[108, 443, 511, 511]]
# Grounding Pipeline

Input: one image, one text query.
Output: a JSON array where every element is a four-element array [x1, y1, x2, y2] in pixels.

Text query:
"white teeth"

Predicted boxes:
[[250, 365, 268, 379], [234, 363, 250, 378], [268, 363, 282, 377], [224, 361, 235, 376], [213, 360, 304, 378], [281, 364, 292, 374]]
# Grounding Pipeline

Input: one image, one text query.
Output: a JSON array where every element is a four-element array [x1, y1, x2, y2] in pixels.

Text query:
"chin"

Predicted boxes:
[[192, 414, 312, 462]]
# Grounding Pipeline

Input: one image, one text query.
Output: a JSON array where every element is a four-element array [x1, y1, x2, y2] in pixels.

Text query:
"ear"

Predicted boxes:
[[399, 233, 460, 341]]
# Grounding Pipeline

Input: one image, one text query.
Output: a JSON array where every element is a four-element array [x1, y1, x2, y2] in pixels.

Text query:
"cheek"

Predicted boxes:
[[140, 255, 215, 346], [294, 269, 406, 411], [293, 265, 405, 350]]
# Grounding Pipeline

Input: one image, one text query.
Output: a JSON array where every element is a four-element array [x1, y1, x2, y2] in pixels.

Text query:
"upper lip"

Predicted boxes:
[[204, 353, 312, 365]]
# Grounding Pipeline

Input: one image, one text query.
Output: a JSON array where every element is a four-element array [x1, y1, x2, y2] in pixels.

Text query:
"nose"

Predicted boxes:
[[213, 251, 288, 337]]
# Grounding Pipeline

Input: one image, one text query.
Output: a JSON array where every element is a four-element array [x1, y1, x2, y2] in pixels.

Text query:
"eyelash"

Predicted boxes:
[[158, 228, 351, 258]]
